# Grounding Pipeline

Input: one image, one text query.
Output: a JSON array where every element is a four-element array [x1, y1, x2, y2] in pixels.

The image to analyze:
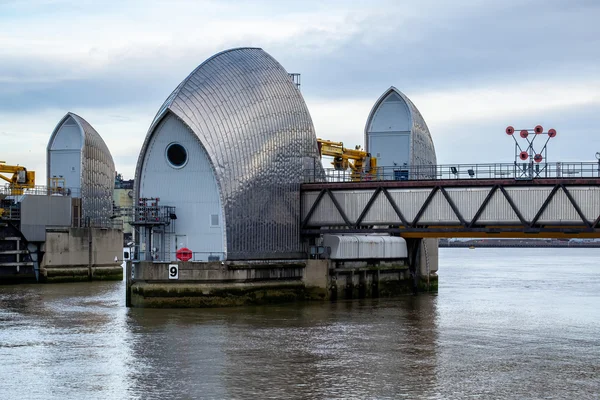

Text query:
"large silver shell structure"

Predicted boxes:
[[47, 112, 116, 226], [135, 47, 321, 260], [365, 86, 437, 169]]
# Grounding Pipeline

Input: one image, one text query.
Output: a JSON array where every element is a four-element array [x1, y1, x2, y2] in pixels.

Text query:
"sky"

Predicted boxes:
[[1, 0, 599, 180]]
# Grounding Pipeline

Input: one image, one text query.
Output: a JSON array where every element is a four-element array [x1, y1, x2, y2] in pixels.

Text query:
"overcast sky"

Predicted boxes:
[[1, 0, 599, 180]]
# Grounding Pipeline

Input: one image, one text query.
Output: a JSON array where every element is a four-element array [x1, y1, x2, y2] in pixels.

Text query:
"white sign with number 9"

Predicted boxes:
[[168, 264, 179, 280]]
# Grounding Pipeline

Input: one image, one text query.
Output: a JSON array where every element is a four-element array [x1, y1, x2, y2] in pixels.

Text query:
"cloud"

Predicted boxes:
[[1, 0, 599, 181]]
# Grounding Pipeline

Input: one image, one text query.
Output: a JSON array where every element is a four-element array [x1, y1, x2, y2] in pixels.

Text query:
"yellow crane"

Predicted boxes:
[[317, 139, 377, 181], [0, 161, 35, 195]]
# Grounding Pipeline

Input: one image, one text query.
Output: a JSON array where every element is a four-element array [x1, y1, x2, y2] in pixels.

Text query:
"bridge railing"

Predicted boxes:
[[0, 184, 81, 197], [304, 162, 600, 183]]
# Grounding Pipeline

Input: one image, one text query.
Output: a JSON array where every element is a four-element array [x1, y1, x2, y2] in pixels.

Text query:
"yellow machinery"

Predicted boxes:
[[0, 161, 35, 195], [317, 139, 377, 181]]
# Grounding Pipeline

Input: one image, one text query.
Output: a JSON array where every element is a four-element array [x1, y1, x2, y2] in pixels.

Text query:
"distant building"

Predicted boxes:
[[113, 173, 134, 240]]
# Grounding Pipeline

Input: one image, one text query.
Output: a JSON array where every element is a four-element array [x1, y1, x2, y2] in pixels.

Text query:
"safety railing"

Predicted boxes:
[[0, 184, 81, 197], [0, 205, 20, 220], [303, 162, 600, 183], [135, 251, 226, 263]]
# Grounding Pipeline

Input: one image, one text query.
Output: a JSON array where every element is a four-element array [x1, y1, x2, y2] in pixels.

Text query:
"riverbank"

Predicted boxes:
[[439, 238, 600, 248]]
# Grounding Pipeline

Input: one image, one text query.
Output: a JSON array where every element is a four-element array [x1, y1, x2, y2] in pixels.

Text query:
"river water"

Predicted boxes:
[[1, 248, 599, 399]]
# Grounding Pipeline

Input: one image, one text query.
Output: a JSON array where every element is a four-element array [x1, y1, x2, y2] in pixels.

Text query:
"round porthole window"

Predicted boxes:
[[166, 143, 187, 168]]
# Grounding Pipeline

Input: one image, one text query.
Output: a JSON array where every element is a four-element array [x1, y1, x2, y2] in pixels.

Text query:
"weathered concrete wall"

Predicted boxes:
[[417, 238, 439, 292], [129, 260, 325, 308], [328, 261, 415, 300], [418, 238, 439, 291], [40, 227, 122, 282], [133, 261, 306, 282], [127, 257, 433, 308]]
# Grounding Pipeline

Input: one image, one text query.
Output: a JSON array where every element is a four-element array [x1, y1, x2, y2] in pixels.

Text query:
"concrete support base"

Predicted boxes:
[[128, 260, 327, 308], [40, 265, 123, 283], [406, 238, 439, 294], [0, 226, 123, 284], [127, 254, 439, 308]]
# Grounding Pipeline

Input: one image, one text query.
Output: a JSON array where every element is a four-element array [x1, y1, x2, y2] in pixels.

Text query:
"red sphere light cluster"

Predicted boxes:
[[505, 125, 557, 138], [506, 124, 556, 166]]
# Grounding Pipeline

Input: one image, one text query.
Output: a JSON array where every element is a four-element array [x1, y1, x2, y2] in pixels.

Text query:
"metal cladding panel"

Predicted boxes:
[[323, 235, 359, 259], [135, 48, 322, 259], [506, 187, 552, 221], [48, 113, 115, 226], [301, 191, 321, 221], [331, 191, 371, 223], [307, 193, 346, 225], [474, 190, 520, 224], [20, 195, 72, 241], [419, 191, 460, 224], [362, 190, 400, 225], [365, 87, 437, 168], [538, 188, 582, 224], [323, 234, 407, 259], [447, 187, 492, 222], [568, 187, 600, 221], [381, 236, 408, 258], [389, 189, 432, 223]]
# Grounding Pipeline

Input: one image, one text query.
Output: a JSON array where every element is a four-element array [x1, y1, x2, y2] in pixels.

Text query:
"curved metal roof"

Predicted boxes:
[[48, 112, 114, 161], [135, 47, 321, 259], [365, 86, 437, 166]]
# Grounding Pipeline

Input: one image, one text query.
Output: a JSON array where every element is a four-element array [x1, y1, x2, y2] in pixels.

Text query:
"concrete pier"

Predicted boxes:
[[127, 255, 436, 308], [40, 227, 123, 282], [0, 226, 122, 283]]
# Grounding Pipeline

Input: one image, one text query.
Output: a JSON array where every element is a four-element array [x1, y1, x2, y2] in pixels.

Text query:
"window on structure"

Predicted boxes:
[[210, 214, 219, 227], [166, 143, 188, 168]]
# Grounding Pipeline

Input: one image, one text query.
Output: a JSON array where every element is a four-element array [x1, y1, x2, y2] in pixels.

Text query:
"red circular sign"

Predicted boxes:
[[519, 151, 529, 161], [520, 130, 529, 138], [534, 125, 544, 134], [506, 126, 515, 135], [548, 128, 557, 138], [176, 247, 193, 262], [534, 154, 543, 163]]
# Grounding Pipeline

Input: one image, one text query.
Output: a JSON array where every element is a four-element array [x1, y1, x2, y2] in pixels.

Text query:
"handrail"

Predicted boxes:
[[135, 251, 226, 262], [303, 162, 600, 183], [0, 184, 81, 197]]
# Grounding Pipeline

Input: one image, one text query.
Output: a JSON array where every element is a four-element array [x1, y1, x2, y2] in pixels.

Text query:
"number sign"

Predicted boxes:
[[168, 264, 179, 280]]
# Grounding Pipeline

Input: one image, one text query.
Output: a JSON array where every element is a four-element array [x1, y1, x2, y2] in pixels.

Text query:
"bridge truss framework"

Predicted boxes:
[[301, 179, 600, 239]]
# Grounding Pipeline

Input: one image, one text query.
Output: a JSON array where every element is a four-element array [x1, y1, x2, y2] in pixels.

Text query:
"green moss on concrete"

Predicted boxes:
[[304, 286, 329, 301], [130, 281, 329, 308], [418, 275, 438, 292], [92, 267, 123, 281], [378, 278, 414, 297], [366, 264, 408, 271], [228, 263, 306, 270], [41, 266, 123, 283]]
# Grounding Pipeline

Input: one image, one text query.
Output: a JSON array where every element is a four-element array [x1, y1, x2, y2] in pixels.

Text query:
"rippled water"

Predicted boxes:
[[1, 248, 599, 399]]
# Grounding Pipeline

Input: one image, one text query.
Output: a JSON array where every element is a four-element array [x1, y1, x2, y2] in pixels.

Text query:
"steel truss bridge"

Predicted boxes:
[[301, 162, 600, 239]]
